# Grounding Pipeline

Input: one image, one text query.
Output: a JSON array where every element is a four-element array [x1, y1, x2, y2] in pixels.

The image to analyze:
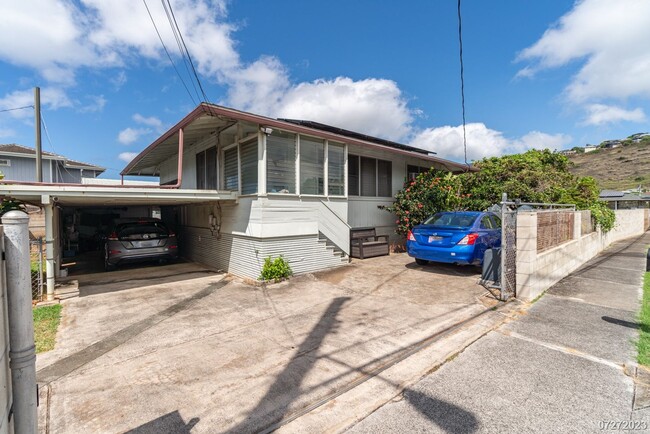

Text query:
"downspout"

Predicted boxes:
[[0, 127, 185, 189]]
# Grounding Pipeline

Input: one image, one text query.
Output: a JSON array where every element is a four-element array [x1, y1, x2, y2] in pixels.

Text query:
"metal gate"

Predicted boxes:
[[30, 237, 44, 301], [500, 198, 517, 300]]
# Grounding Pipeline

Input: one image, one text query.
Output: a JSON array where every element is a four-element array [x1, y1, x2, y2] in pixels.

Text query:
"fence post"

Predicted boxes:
[[2, 210, 38, 434]]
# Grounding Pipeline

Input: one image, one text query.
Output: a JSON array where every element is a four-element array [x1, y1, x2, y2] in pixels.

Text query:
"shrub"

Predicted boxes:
[[589, 201, 616, 232], [259, 256, 293, 282]]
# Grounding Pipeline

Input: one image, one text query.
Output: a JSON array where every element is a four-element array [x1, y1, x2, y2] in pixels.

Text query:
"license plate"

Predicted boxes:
[[428, 235, 442, 242]]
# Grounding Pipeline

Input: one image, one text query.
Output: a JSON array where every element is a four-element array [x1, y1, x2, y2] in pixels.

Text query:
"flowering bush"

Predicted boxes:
[[380, 170, 469, 236]]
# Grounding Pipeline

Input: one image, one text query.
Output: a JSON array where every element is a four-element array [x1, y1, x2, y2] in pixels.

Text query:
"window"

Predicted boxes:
[[224, 147, 238, 191], [300, 137, 324, 195], [348, 154, 392, 197], [195, 146, 217, 190], [407, 164, 429, 180], [378, 160, 392, 197], [480, 216, 494, 229], [240, 139, 258, 194], [360, 157, 376, 196], [267, 131, 296, 193], [328, 142, 345, 196], [348, 155, 360, 196], [0, 159, 10, 167], [491, 215, 501, 228]]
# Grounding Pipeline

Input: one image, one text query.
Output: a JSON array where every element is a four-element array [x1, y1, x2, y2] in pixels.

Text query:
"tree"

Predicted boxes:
[[382, 149, 615, 235]]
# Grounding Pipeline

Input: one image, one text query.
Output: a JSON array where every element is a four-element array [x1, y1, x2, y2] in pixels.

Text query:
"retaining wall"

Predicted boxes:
[[516, 209, 648, 301]]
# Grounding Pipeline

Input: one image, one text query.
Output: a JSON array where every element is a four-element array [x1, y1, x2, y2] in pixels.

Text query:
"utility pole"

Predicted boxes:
[[34, 87, 42, 182]]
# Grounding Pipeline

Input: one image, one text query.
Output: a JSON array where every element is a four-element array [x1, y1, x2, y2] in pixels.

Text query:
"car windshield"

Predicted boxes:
[[423, 213, 478, 228], [116, 221, 169, 240]]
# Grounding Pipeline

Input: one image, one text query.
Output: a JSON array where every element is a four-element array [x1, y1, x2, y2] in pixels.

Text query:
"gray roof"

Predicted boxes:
[[599, 190, 625, 198]]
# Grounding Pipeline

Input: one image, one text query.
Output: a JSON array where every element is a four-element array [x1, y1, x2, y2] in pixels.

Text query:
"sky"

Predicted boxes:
[[1, 0, 649, 179]]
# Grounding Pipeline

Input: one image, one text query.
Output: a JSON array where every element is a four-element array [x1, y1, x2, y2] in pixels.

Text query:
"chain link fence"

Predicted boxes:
[[30, 238, 44, 301]]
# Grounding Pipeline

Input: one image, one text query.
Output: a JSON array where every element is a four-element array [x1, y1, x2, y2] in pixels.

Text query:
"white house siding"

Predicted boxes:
[[178, 197, 348, 279], [346, 144, 441, 243]]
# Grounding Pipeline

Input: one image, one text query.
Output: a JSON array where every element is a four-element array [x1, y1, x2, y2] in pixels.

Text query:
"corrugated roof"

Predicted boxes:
[[122, 103, 473, 176]]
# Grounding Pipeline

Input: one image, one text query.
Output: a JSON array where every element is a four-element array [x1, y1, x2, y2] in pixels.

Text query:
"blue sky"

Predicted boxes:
[[1, 0, 649, 179]]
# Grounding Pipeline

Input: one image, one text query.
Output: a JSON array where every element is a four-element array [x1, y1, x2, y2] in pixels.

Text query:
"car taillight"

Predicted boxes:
[[458, 233, 479, 245], [407, 230, 416, 241], [108, 231, 118, 241], [169, 245, 178, 249]]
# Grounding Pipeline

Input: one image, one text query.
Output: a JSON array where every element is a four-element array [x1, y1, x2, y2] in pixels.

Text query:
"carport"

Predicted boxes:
[[0, 184, 237, 300]]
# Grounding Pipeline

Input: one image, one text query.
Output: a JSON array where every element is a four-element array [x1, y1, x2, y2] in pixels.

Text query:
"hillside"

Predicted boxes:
[[567, 140, 650, 191]]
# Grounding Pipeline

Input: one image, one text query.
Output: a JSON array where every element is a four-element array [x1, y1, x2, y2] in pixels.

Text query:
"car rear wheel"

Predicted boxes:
[[415, 258, 429, 265]]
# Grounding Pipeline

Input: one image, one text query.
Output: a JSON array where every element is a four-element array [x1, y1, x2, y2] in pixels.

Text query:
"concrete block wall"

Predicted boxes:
[[516, 209, 647, 301]]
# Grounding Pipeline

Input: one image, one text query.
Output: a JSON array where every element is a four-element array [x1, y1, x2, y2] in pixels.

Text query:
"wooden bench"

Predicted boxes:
[[350, 227, 389, 259]]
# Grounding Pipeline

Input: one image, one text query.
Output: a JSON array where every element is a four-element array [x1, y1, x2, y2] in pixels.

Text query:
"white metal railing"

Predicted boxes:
[[317, 201, 351, 256]]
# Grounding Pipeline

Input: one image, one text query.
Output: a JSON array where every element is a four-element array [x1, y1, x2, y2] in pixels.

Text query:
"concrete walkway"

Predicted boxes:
[[348, 232, 650, 433]]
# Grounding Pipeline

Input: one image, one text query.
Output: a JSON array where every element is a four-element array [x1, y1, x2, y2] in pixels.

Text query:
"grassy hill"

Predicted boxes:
[[567, 139, 650, 191]]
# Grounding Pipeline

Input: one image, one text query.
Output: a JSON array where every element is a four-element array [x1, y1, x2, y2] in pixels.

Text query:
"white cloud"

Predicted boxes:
[[582, 104, 646, 126], [117, 127, 150, 145], [133, 113, 163, 130], [118, 152, 139, 163], [0, 87, 73, 119], [78, 95, 107, 113], [110, 70, 127, 90], [0, 128, 15, 138], [518, 0, 650, 102], [411, 123, 572, 161]]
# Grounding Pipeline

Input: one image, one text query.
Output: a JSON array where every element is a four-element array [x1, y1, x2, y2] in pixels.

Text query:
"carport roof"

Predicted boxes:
[[0, 184, 237, 206]]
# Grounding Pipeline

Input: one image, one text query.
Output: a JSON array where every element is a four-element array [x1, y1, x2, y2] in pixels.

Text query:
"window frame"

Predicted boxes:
[[348, 154, 393, 198]]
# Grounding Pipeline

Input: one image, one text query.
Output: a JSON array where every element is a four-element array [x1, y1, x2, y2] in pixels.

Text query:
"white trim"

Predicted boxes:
[[0, 159, 10, 167], [258, 132, 266, 195], [295, 134, 301, 195], [324, 140, 329, 197]]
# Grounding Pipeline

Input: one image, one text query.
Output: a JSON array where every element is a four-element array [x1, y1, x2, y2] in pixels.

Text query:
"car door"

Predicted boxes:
[[489, 214, 502, 248], [474, 215, 495, 261]]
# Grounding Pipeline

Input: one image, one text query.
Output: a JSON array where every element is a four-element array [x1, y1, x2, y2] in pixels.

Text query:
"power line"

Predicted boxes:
[[457, 0, 470, 170], [142, 0, 197, 105], [161, 0, 204, 103], [0, 105, 34, 113], [162, 0, 211, 104]]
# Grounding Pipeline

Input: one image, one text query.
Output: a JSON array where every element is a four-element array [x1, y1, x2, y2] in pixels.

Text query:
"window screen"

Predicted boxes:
[[267, 131, 296, 193], [328, 142, 345, 196], [300, 137, 324, 195], [377, 159, 392, 197], [240, 139, 258, 194], [348, 154, 359, 196], [360, 157, 377, 197], [224, 147, 238, 191], [196, 151, 206, 189]]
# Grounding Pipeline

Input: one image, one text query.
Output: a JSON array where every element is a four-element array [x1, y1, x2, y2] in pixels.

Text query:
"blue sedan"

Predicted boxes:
[[407, 211, 501, 266]]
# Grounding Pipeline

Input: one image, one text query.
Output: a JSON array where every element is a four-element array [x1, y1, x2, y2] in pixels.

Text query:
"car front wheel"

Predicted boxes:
[[104, 248, 116, 272]]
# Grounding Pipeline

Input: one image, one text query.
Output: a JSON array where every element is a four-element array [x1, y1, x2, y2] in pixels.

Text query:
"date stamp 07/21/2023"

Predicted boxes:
[[599, 420, 648, 431]]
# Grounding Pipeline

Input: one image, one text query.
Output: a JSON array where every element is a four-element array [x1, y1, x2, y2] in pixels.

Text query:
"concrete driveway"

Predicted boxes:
[[37, 255, 505, 433]]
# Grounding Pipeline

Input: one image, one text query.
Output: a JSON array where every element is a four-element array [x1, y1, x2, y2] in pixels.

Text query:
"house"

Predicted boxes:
[[0, 103, 471, 296], [599, 190, 650, 210], [558, 149, 576, 156], [0, 144, 105, 183], [601, 140, 621, 149], [584, 144, 598, 153]]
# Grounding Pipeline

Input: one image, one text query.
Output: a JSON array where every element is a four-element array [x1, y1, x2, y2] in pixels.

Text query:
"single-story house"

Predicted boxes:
[[0, 144, 104, 183], [0, 103, 471, 293], [600, 190, 650, 210]]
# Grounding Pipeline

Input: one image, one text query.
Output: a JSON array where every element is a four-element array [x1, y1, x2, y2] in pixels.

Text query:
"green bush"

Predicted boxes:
[[589, 201, 616, 232], [259, 256, 293, 282]]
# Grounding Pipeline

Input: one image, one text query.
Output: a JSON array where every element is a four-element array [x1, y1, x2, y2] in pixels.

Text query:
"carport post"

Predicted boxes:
[[2, 210, 38, 434], [43, 196, 55, 301]]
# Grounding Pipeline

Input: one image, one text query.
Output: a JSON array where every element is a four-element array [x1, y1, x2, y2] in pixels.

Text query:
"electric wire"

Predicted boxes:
[[457, 0, 470, 171], [161, 0, 206, 103], [0, 105, 34, 113], [142, 0, 197, 105], [163, 0, 210, 104], [41, 112, 80, 181]]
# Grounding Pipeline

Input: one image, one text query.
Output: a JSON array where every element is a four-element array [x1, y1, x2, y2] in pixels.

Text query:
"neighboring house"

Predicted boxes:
[[0, 144, 105, 183], [584, 144, 598, 153], [558, 149, 576, 156], [601, 140, 621, 149], [600, 190, 650, 210], [629, 133, 650, 143], [0, 103, 471, 283]]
